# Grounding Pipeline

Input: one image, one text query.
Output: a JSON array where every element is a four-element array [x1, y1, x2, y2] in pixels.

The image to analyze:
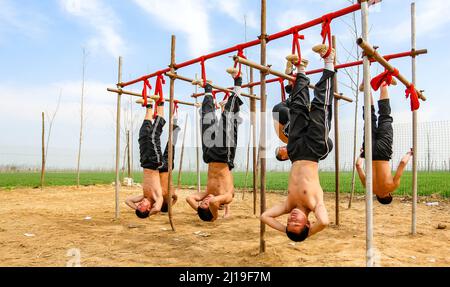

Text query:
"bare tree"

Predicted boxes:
[[45, 89, 63, 164], [76, 49, 87, 188]]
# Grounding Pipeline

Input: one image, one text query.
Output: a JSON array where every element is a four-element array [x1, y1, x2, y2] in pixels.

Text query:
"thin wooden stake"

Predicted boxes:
[[115, 57, 122, 220], [40, 112, 45, 189], [333, 36, 340, 226], [167, 35, 177, 232], [411, 2, 418, 236]]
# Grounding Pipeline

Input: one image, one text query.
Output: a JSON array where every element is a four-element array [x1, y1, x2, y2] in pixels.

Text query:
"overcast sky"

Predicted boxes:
[[1, 0, 449, 170]]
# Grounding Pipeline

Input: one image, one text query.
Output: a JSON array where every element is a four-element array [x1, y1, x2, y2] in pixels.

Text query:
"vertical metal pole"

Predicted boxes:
[[115, 56, 123, 219], [411, 2, 418, 236], [168, 35, 176, 231], [332, 36, 340, 226], [195, 74, 201, 193], [259, 0, 267, 254], [250, 68, 257, 215], [361, 0, 374, 267]]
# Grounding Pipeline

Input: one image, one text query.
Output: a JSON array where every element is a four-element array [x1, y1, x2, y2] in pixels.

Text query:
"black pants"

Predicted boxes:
[[272, 101, 290, 138], [360, 99, 393, 161], [286, 71, 335, 162], [201, 90, 243, 170], [138, 116, 180, 171]]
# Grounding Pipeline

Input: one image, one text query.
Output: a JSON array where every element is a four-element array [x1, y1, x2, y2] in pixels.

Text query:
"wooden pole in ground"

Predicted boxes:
[[177, 114, 189, 190], [259, 0, 267, 254], [126, 130, 131, 178], [40, 112, 45, 189], [333, 36, 340, 226], [242, 136, 251, 200], [411, 2, 418, 236], [115, 57, 122, 219], [195, 74, 201, 193], [250, 68, 257, 216], [167, 35, 176, 232], [360, 0, 374, 267]]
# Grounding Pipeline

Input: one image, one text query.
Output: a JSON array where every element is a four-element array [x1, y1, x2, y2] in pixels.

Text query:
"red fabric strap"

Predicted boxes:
[[291, 32, 304, 65], [321, 14, 333, 58], [200, 57, 207, 88], [223, 91, 230, 102], [173, 100, 179, 117], [405, 84, 420, 112], [153, 73, 166, 119], [278, 78, 286, 102], [370, 68, 399, 91], [141, 78, 152, 107], [211, 90, 219, 109], [233, 48, 247, 79]]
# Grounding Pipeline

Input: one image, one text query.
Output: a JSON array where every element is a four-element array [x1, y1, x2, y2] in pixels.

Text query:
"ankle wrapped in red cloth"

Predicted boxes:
[[371, 68, 399, 91]]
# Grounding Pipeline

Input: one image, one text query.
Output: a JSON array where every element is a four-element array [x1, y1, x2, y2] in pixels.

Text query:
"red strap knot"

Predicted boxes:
[[320, 14, 333, 59], [291, 31, 305, 65], [141, 78, 152, 107], [233, 47, 247, 79], [370, 68, 399, 91], [405, 84, 420, 112], [173, 100, 179, 117], [153, 73, 166, 119]]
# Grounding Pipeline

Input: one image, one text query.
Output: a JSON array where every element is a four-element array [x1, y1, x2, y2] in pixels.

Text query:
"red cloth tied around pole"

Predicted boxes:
[[320, 14, 333, 58], [222, 91, 230, 103], [141, 78, 152, 107], [153, 73, 166, 119], [173, 100, 179, 117], [233, 48, 247, 79], [370, 68, 399, 91], [211, 90, 219, 109], [406, 84, 420, 112], [200, 57, 207, 88], [291, 31, 304, 65], [278, 78, 286, 102]]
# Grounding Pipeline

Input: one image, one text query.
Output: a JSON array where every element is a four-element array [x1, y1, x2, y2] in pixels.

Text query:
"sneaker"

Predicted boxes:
[[226, 67, 239, 78], [275, 146, 289, 162], [136, 98, 153, 108], [359, 78, 397, 92], [312, 44, 335, 61]]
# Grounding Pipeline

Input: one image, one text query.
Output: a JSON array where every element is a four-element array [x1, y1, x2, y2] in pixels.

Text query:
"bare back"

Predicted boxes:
[[373, 161, 398, 197], [287, 160, 323, 212], [207, 162, 234, 197]]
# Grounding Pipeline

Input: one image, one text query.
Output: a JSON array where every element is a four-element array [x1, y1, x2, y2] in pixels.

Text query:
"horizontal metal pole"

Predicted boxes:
[[234, 56, 352, 103], [357, 38, 426, 101], [165, 72, 260, 100], [107, 88, 195, 106], [118, 1, 381, 88]]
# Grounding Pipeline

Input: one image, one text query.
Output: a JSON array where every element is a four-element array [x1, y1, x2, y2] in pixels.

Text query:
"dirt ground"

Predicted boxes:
[[0, 185, 448, 267]]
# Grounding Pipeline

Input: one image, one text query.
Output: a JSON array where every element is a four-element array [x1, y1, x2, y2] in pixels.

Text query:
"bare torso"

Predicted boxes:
[[142, 168, 163, 204], [287, 160, 323, 213], [207, 163, 234, 197], [373, 161, 398, 197]]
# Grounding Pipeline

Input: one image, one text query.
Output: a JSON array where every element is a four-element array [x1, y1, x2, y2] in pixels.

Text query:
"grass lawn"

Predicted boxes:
[[0, 171, 448, 197]]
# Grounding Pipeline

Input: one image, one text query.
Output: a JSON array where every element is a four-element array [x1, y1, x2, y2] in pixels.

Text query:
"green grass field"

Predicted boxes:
[[0, 171, 448, 197]]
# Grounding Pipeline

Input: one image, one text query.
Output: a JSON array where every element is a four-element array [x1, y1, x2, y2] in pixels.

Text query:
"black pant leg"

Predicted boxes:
[[138, 117, 166, 170], [286, 73, 311, 160], [304, 70, 335, 161], [374, 99, 393, 160], [360, 105, 378, 159], [201, 94, 218, 163], [159, 121, 181, 173]]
